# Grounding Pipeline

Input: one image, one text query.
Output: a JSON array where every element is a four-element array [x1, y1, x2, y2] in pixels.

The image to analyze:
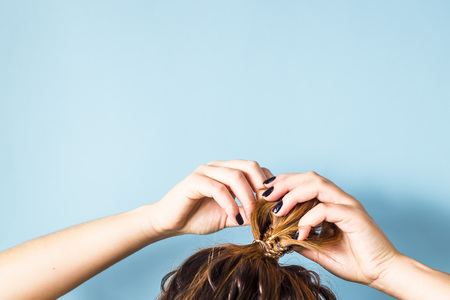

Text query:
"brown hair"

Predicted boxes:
[[158, 198, 342, 300]]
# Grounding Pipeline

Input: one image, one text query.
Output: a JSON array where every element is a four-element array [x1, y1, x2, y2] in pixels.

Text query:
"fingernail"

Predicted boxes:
[[272, 200, 283, 214], [262, 186, 274, 197], [293, 230, 299, 240], [236, 213, 244, 226], [263, 176, 276, 185]]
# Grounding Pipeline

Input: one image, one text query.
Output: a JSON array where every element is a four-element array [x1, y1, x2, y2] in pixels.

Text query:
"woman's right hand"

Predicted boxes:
[[147, 160, 273, 237], [262, 171, 400, 286]]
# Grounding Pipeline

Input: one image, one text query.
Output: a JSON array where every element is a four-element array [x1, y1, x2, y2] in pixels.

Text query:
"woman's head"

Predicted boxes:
[[158, 198, 341, 300]]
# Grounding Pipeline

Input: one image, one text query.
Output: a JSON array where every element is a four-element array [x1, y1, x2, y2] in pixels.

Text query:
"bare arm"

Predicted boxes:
[[370, 254, 450, 300], [263, 172, 450, 300], [0, 160, 269, 299], [0, 205, 162, 299]]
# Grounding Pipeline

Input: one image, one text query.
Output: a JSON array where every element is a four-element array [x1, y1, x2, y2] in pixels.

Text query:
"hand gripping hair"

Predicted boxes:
[[158, 198, 342, 300], [251, 198, 341, 261]]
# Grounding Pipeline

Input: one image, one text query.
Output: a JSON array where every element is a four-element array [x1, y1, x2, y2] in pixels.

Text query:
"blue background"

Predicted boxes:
[[1, 1, 449, 299]]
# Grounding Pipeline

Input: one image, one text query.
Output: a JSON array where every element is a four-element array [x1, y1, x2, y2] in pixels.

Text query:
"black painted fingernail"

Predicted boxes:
[[272, 200, 283, 214], [262, 186, 274, 197], [236, 213, 244, 226], [263, 176, 276, 185], [293, 230, 299, 240]]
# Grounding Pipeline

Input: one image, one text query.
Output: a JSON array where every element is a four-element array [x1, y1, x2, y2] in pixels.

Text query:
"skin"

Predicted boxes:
[[0, 160, 448, 299], [263, 171, 450, 299]]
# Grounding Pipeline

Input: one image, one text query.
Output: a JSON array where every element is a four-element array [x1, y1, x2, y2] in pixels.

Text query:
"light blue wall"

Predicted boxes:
[[1, 1, 449, 299]]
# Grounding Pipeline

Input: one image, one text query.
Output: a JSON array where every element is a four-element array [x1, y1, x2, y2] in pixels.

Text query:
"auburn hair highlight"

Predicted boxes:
[[158, 198, 342, 300]]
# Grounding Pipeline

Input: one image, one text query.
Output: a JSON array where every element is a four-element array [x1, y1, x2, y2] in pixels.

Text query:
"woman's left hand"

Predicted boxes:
[[147, 160, 273, 237], [262, 171, 398, 286]]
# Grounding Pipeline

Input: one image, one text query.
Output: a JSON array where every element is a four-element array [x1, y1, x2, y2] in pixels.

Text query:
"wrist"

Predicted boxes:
[[134, 204, 178, 243], [368, 253, 408, 295], [369, 253, 449, 300]]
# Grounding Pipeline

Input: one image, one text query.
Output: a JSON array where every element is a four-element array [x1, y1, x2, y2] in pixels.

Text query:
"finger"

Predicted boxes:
[[261, 167, 274, 179], [261, 167, 277, 187], [295, 203, 362, 240], [273, 180, 359, 217], [191, 173, 243, 226], [296, 248, 322, 263], [225, 207, 250, 228], [207, 159, 268, 199], [196, 165, 256, 221], [264, 172, 362, 214], [262, 172, 335, 202], [295, 247, 339, 278], [260, 167, 276, 195]]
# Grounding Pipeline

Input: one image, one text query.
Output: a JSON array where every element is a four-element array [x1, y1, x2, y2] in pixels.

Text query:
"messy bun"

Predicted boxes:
[[158, 198, 341, 300], [252, 198, 341, 259]]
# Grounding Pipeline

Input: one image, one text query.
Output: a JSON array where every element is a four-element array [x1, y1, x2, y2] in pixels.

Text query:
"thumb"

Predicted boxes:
[[296, 248, 321, 263]]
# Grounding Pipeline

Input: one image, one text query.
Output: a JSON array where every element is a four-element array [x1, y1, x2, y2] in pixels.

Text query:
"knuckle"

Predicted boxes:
[[206, 160, 218, 166], [230, 169, 245, 181], [276, 173, 287, 180], [316, 177, 330, 187], [194, 164, 207, 173], [354, 206, 370, 219], [307, 170, 319, 178], [247, 160, 260, 169], [213, 183, 228, 194], [261, 167, 270, 173], [187, 172, 199, 180], [184, 173, 196, 184], [348, 194, 363, 206], [346, 197, 361, 208], [339, 203, 358, 216]]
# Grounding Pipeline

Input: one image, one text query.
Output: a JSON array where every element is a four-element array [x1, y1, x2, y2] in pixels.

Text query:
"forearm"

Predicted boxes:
[[370, 254, 450, 300], [0, 204, 165, 299]]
